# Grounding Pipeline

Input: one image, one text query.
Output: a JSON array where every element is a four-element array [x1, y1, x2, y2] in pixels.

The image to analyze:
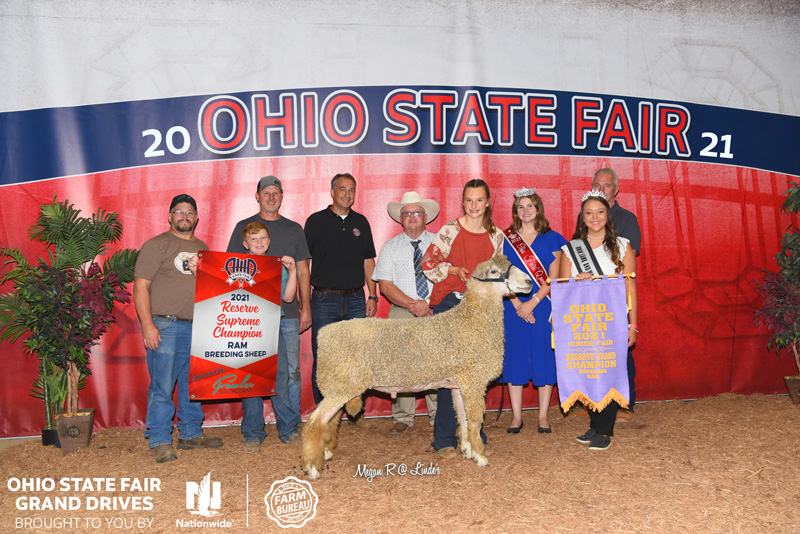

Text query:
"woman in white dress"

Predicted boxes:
[[559, 190, 638, 450]]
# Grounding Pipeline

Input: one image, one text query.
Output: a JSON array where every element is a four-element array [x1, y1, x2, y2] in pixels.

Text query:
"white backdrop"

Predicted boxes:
[[1, 0, 798, 115]]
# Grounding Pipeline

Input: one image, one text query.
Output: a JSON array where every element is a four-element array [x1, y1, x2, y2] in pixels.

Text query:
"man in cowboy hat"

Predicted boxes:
[[372, 191, 441, 435]]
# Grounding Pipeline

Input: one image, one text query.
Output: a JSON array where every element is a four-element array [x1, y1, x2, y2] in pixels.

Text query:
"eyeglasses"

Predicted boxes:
[[171, 210, 196, 217], [400, 211, 425, 218]]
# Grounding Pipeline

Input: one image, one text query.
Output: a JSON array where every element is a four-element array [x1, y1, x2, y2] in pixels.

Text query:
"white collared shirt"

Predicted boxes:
[[372, 230, 435, 300]]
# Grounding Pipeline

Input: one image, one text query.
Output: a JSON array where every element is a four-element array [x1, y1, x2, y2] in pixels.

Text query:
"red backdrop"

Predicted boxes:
[[0, 154, 794, 437]]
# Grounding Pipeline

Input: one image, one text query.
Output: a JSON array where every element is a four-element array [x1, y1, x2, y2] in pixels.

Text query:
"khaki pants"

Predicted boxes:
[[388, 304, 438, 427]]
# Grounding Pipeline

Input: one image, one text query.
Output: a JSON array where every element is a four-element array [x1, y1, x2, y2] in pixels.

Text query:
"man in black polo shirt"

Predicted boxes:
[[304, 173, 377, 405], [593, 167, 642, 422]]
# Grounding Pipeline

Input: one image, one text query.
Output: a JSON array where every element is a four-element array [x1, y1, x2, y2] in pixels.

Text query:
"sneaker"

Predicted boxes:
[[388, 422, 410, 435], [616, 409, 633, 422], [281, 433, 302, 444], [177, 435, 223, 450], [436, 446, 457, 459], [588, 434, 612, 451], [152, 444, 177, 463], [244, 440, 261, 452], [575, 428, 596, 444]]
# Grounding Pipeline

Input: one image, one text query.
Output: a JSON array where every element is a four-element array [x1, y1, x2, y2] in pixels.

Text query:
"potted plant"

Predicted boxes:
[[29, 358, 69, 446], [0, 197, 137, 452], [754, 181, 800, 403]]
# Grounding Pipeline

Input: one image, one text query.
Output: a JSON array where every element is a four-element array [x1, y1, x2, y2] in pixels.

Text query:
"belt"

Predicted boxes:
[[154, 314, 193, 324], [313, 286, 361, 295]]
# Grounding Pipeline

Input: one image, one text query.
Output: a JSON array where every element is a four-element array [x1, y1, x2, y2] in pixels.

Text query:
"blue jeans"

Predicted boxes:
[[310, 289, 366, 404], [240, 318, 302, 442], [144, 317, 205, 448], [273, 318, 302, 441], [431, 293, 488, 451]]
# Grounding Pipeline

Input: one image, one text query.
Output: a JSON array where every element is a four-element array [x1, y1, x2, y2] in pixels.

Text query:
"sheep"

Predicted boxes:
[[301, 254, 533, 479]]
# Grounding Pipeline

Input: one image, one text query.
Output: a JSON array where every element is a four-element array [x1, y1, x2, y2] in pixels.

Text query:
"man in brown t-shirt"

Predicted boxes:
[[133, 194, 223, 463]]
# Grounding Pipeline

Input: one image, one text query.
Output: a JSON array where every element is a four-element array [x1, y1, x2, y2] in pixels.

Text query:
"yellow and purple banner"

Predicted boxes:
[[551, 276, 630, 412], [188, 251, 282, 401]]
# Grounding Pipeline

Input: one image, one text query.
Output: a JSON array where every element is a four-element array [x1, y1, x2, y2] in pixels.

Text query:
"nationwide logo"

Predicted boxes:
[[264, 476, 318, 528], [186, 472, 221, 517], [222, 257, 259, 287]]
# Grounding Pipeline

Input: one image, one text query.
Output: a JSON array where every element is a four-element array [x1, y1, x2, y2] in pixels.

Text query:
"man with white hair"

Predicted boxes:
[[592, 168, 641, 255], [372, 192, 441, 435]]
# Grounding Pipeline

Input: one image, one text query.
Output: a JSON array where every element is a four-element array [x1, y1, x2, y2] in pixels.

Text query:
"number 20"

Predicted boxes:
[[143, 127, 191, 157]]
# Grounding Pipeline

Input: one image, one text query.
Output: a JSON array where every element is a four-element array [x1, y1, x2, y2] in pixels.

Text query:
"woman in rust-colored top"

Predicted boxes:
[[421, 179, 503, 458]]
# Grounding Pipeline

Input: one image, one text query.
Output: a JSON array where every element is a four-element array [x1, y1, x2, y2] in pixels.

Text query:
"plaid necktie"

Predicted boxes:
[[411, 240, 429, 299]]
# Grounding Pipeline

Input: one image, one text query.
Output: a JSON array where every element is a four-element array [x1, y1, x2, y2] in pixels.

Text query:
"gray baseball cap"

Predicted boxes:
[[257, 175, 282, 192]]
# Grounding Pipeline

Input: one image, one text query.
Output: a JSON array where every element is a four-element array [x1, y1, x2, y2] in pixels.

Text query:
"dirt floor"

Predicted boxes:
[[1, 393, 799, 534]]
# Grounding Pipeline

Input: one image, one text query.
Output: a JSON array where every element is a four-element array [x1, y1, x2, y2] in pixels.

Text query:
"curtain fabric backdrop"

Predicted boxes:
[[1, 0, 798, 437]]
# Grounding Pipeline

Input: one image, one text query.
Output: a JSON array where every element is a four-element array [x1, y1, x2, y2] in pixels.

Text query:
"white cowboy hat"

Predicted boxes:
[[387, 191, 440, 224]]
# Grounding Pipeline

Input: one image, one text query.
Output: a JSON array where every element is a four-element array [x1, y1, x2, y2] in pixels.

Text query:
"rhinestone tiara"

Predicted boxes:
[[581, 190, 606, 203], [513, 186, 536, 198]]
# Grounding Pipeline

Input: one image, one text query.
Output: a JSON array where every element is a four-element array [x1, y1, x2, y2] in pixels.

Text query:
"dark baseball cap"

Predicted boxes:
[[257, 175, 283, 193], [170, 194, 197, 211]]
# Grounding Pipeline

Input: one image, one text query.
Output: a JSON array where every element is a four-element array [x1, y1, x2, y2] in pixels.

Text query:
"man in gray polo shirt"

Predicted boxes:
[[226, 176, 311, 446]]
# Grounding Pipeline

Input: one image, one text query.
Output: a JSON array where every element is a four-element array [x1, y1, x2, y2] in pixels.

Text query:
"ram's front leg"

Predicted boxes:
[[460, 384, 489, 466], [451, 387, 472, 460], [302, 399, 345, 479]]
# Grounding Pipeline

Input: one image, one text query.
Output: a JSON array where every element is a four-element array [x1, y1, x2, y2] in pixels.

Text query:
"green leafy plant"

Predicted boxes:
[[754, 181, 800, 374], [0, 197, 138, 424], [29, 359, 70, 430]]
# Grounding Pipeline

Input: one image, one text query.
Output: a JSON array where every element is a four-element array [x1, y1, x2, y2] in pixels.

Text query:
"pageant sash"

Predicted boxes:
[[551, 275, 629, 412], [565, 239, 603, 275], [189, 251, 282, 400], [504, 229, 549, 291]]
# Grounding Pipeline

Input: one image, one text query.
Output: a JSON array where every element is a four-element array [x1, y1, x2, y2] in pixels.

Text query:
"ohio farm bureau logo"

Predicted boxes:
[[264, 476, 317, 528]]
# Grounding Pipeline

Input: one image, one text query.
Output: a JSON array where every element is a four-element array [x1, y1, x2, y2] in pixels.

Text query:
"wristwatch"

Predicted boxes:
[[368, 296, 378, 302]]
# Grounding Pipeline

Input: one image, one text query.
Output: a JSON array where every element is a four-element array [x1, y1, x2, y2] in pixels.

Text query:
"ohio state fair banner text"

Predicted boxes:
[[551, 276, 629, 412], [189, 251, 282, 400], [3, 84, 799, 187]]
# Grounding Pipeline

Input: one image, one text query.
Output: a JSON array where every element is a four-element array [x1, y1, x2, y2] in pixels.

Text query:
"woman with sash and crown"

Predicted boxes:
[[421, 178, 504, 459], [502, 187, 567, 434], [559, 190, 638, 451]]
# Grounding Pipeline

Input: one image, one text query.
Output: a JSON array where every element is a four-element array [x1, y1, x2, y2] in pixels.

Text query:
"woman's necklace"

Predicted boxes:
[[587, 235, 604, 240]]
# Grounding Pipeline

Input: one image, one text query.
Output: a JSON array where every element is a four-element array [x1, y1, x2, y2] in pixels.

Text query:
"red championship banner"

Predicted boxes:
[[189, 251, 283, 400]]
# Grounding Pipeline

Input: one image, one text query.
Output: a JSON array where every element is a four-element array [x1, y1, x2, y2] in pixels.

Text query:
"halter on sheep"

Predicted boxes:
[[301, 254, 533, 479]]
